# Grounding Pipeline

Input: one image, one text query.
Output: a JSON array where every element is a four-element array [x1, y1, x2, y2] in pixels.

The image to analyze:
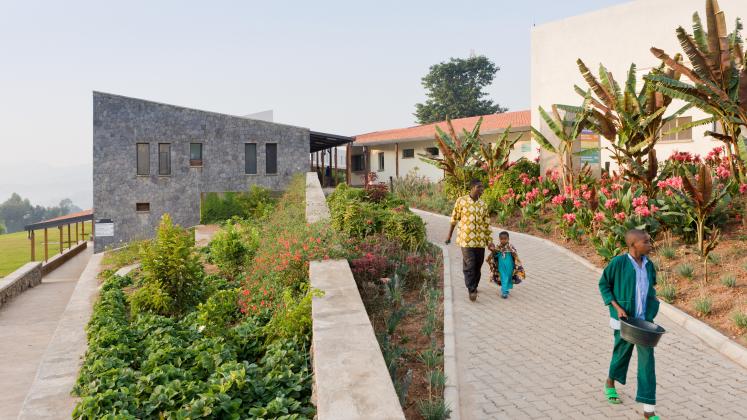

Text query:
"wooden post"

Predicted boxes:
[[346, 143, 352, 185], [316, 152, 320, 175], [81, 221, 85, 239], [67, 223, 71, 250], [395, 143, 400, 178], [44, 228, 48, 262], [334, 147, 338, 186], [59, 226, 63, 255], [322, 149, 327, 187], [30, 230, 36, 261], [76, 222, 79, 244]]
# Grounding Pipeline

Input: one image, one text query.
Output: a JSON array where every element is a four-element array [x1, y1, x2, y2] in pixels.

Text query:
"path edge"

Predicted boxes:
[[414, 208, 747, 371], [435, 243, 460, 420]]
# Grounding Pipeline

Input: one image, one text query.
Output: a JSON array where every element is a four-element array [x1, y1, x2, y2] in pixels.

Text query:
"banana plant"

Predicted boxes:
[[646, 0, 747, 183], [419, 117, 483, 193], [530, 94, 597, 191], [478, 124, 522, 180], [573, 58, 689, 196], [676, 163, 730, 282]]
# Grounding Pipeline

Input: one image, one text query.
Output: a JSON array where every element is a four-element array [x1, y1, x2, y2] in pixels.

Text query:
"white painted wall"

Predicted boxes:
[[531, 0, 747, 172]]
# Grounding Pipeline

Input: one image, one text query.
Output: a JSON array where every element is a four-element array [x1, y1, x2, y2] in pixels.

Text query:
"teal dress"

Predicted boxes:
[[497, 251, 515, 295]]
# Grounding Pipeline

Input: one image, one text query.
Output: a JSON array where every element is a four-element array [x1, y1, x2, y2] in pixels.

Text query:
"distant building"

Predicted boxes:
[[92, 92, 350, 252], [349, 110, 532, 186], [531, 0, 747, 175]]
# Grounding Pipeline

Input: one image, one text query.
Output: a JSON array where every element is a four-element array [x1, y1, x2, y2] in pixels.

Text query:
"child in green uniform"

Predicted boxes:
[[487, 231, 525, 299], [598, 229, 660, 420]]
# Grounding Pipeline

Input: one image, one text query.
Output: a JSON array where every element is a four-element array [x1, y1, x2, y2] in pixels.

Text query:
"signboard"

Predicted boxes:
[[95, 219, 114, 237], [578, 130, 600, 164]]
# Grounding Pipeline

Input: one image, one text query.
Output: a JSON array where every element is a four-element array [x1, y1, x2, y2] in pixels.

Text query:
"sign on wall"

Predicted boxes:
[[578, 130, 600, 164], [95, 219, 114, 237]]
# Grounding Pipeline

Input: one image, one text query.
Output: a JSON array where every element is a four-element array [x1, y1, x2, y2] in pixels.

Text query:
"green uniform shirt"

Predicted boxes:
[[598, 254, 660, 322]]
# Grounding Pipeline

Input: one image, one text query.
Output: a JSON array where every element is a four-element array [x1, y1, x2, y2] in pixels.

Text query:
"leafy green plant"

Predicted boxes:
[[200, 186, 275, 223], [733, 311, 747, 329], [658, 278, 677, 303], [591, 233, 624, 262], [133, 214, 205, 317], [196, 288, 241, 336], [677, 263, 694, 279], [383, 207, 426, 251], [694, 296, 713, 316], [708, 252, 722, 265], [209, 223, 248, 278], [418, 399, 451, 420], [720, 274, 737, 288]]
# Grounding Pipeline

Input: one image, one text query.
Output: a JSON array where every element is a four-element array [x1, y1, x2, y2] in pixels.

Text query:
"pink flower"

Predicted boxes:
[[649, 205, 659, 214], [543, 188, 550, 195], [573, 199, 583, 208], [593, 212, 606, 223], [665, 189, 674, 197], [716, 164, 731, 180], [600, 187, 610, 195], [582, 190, 593, 201], [611, 183, 623, 191], [614, 212, 626, 222], [562, 213, 577, 224], [551, 195, 565, 205], [634, 205, 651, 217], [632, 195, 649, 208], [604, 199, 619, 209], [740, 183, 747, 194], [657, 180, 668, 189]]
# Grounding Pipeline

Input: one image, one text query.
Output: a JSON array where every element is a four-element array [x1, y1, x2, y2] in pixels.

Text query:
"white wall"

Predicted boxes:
[[531, 0, 747, 172]]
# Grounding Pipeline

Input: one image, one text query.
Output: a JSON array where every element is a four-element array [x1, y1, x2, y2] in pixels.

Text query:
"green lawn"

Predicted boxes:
[[0, 221, 92, 277]]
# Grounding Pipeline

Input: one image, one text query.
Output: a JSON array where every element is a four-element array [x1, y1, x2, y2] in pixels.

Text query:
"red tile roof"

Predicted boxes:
[[355, 110, 530, 145]]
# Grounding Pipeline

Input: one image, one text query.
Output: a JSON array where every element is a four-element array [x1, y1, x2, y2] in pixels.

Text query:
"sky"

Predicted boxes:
[[0, 0, 630, 208]]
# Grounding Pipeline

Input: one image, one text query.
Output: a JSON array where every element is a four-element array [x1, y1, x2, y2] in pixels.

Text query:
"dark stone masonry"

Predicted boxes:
[[92, 92, 310, 252]]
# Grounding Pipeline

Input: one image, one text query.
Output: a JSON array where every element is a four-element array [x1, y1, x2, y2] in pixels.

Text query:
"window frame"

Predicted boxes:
[[136, 143, 150, 176], [378, 152, 385, 171], [424, 147, 439, 157], [660, 116, 693, 142], [136, 202, 150, 212], [266, 143, 278, 175], [402, 148, 415, 159], [244, 143, 258, 175], [351, 154, 365, 172], [158, 143, 171, 176], [190, 143, 203, 167]]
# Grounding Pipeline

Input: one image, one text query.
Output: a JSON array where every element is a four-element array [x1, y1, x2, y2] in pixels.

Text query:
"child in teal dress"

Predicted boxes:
[[487, 231, 525, 299]]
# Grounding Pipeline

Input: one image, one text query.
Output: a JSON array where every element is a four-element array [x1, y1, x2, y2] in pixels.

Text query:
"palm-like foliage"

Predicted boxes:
[[478, 125, 522, 180], [419, 117, 483, 196], [531, 95, 596, 190], [646, 0, 747, 182], [574, 59, 689, 196]]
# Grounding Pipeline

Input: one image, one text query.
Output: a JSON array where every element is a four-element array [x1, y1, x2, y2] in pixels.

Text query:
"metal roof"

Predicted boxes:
[[310, 131, 354, 153]]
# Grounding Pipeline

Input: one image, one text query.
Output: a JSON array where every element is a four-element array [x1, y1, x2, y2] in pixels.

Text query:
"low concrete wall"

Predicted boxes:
[[306, 172, 331, 223], [306, 171, 404, 419], [18, 252, 103, 419], [0, 262, 42, 309], [41, 241, 88, 276]]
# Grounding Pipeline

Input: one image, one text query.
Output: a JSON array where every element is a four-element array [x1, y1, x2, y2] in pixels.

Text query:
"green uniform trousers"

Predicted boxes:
[[609, 330, 656, 404]]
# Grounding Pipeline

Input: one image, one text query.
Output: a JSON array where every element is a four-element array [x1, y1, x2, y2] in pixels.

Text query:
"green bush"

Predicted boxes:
[[197, 288, 241, 336], [676, 263, 694, 279], [658, 281, 677, 303], [721, 274, 737, 288], [133, 214, 205, 317], [200, 186, 275, 223], [383, 207, 426, 251], [694, 297, 712, 316], [209, 223, 248, 277], [659, 246, 676, 260], [733, 311, 747, 329]]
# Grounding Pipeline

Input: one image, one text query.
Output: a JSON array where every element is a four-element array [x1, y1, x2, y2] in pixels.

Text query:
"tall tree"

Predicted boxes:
[[414, 55, 507, 124]]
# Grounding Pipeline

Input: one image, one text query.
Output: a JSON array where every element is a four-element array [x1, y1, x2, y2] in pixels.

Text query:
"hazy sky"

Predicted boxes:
[[0, 0, 630, 207]]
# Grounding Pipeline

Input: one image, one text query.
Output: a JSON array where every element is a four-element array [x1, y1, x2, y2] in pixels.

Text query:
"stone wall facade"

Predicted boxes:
[[93, 92, 310, 252], [0, 262, 42, 309]]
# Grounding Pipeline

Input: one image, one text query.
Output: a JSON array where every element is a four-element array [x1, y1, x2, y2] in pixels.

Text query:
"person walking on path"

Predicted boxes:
[[598, 229, 661, 420], [445, 179, 491, 302], [487, 231, 525, 299]]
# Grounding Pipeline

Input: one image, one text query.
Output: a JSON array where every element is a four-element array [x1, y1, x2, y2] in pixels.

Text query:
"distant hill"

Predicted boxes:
[[0, 162, 91, 209]]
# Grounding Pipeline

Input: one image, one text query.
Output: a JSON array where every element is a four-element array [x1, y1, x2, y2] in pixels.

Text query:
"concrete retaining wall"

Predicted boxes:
[[42, 241, 88, 276], [0, 262, 42, 309], [305, 172, 405, 420]]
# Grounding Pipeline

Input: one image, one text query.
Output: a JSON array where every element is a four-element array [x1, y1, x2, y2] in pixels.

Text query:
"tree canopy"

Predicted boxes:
[[0, 193, 82, 234], [414, 55, 507, 124]]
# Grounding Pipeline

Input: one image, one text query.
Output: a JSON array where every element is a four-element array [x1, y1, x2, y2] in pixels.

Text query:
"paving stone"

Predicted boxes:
[[415, 210, 747, 420]]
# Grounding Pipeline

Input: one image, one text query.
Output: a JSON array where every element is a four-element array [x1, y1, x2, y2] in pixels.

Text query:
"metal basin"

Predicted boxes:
[[620, 317, 666, 347]]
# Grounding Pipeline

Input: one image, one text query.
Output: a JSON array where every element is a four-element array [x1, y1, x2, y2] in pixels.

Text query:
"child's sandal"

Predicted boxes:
[[604, 387, 622, 404]]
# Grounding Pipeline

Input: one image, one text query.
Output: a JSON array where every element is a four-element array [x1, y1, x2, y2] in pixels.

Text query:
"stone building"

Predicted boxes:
[[93, 92, 350, 252]]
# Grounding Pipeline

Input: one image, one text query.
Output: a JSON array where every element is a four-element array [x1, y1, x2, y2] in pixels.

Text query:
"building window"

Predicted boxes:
[[661, 116, 693, 141], [425, 147, 439, 157], [266, 143, 278, 174], [351, 155, 365, 172], [136, 143, 149, 175], [136, 202, 150, 212], [402, 148, 415, 159], [520, 142, 531, 153], [158, 143, 171, 175], [190, 143, 203, 167], [245, 143, 257, 174], [378, 152, 385, 171]]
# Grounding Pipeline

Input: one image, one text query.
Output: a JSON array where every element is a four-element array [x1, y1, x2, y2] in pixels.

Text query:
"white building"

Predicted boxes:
[[349, 111, 532, 186], [531, 0, 747, 174]]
